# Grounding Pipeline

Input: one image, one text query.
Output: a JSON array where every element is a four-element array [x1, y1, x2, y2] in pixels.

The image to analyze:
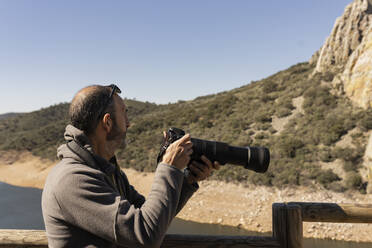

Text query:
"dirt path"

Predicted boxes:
[[1, 151, 371, 243]]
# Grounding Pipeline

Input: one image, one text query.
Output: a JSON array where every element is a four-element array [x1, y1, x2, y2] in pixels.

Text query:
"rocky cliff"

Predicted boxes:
[[312, 0, 372, 109], [311, 0, 372, 192]]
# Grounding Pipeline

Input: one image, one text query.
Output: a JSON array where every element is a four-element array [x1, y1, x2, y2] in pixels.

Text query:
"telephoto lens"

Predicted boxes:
[[190, 138, 270, 173], [158, 128, 270, 173]]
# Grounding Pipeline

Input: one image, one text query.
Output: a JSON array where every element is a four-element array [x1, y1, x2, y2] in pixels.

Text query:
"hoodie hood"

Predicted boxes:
[[56, 124, 117, 175], [57, 124, 94, 160]]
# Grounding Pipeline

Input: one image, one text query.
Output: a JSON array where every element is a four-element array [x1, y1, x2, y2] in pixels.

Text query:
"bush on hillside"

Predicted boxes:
[[345, 171, 363, 190], [318, 147, 335, 163], [254, 112, 273, 123], [327, 182, 346, 192], [316, 169, 341, 187], [332, 147, 363, 163], [276, 135, 304, 158], [272, 166, 301, 186], [262, 80, 279, 93], [256, 123, 271, 131], [358, 109, 372, 130], [276, 107, 292, 118]]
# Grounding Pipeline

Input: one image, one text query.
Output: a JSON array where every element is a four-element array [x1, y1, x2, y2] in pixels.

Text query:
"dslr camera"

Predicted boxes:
[[157, 127, 270, 173]]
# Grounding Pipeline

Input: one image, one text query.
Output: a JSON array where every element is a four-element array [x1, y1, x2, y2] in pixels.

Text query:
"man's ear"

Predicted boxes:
[[102, 113, 112, 133]]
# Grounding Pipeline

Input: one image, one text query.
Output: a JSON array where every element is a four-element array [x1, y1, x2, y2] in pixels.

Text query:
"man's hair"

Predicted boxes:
[[69, 85, 116, 135]]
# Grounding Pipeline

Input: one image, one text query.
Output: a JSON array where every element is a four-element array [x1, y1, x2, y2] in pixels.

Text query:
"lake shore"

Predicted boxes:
[[1, 150, 371, 243]]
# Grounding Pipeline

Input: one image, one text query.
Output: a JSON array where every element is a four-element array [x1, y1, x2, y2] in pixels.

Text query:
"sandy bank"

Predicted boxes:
[[0, 151, 371, 243]]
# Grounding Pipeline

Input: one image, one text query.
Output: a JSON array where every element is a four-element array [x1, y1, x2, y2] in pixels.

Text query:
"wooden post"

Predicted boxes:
[[286, 203, 303, 248], [273, 203, 303, 248], [273, 203, 288, 248]]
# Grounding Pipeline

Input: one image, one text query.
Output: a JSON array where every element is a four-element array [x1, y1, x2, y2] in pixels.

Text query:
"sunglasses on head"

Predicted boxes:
[[97, 84, 122, 120]]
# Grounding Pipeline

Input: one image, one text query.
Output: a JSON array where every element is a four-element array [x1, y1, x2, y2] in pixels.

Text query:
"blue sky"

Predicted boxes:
[[0, 0, 352, 114]]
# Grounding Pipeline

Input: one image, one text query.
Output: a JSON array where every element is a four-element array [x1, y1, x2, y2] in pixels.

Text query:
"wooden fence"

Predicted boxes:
[[1, 202, 371, 248]]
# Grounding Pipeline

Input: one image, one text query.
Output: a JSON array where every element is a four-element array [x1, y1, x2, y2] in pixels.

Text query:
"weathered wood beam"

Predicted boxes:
[[0, 230, 280, 248], [162, 234, 280, 248], [0, 229, 47, 248], [289, 202, 372, 223]]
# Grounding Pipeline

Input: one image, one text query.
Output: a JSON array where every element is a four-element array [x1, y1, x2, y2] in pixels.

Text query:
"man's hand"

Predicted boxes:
[[186, 155, 220, 185], [161, 132, 193, 170]]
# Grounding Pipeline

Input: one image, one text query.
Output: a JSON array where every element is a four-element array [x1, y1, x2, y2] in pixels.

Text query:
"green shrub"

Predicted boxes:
[[342, 161, 359, 172], [318, 147, 335, 163], [254, 112, 272, 123], [328, 182, 346, 192], [268, 127, 277, 134], [345, 172, 363, 190], [262, 80, 278, 93], [358, 109, 372, 130], [272, 167, 301, 186], [277, 135, 304, 158], [256, 123, 271, 131], [235, 135, 253, 147], [259, 94, 276, 103], [255, 132, 268, 140], [316, 169, 341, 187], [276, 107, 292, 118], [303, 86, 337, 113], [321, 72, 335, 82], [332, 147, 363, 165]]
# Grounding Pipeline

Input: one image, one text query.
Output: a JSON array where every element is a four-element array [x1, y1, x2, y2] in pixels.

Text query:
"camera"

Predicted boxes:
[[157, 127, 270, 173]]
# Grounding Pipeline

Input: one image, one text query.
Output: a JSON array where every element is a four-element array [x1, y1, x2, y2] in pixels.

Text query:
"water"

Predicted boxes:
[[0, 182, 44, 229], [0, 182, 371, 248]]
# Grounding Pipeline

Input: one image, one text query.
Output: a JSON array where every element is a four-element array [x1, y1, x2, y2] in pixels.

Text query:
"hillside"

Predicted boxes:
[[1, 62, 371, 193], [121, 62, 372, 193], [0, 113, 21, 120], [0, 99, 157, 158]]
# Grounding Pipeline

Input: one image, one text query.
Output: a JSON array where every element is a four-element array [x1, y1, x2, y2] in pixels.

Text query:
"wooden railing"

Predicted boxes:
[[272, 202, 372, 248], [0, 230, 280, 248], [1, 202, 372, 248]]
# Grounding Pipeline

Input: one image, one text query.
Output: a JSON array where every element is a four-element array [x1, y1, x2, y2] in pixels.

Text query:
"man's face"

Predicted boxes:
[[107, 95, 130, 150]]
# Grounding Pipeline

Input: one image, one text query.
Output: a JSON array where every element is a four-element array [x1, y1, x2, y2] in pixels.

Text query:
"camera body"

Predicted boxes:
[[157, 127, 270, 173]]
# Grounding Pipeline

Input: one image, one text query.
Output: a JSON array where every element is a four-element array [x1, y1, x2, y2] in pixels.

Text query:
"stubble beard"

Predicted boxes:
[[107, 122, 127, 153]]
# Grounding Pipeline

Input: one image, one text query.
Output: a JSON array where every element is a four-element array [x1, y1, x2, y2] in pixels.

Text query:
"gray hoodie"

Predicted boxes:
[[42, 125, 197, 248]]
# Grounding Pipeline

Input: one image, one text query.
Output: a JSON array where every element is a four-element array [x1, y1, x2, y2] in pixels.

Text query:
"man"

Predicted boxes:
[[42, 84, 219, 248]]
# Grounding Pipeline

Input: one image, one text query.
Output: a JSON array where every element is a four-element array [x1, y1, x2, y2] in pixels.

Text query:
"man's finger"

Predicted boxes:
[[192, 162, 211, 178], [189, 162, 205, 174], [213, 161, 221, 170], [183, 142, 193, 150], [163, 131, 171, 143], [200, 155, 213, 170], [176, 146, 184, 154], [174, 133, 191, 145], [186, 149, 193, 156]]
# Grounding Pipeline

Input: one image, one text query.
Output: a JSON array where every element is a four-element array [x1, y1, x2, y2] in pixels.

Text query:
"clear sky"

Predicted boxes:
[[0, 0, 352, 114]]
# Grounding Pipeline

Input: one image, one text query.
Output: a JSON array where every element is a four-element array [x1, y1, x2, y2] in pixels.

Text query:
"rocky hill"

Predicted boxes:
[[1, 0, 372, 193], [312, 0, 372, 75], [311, 0, 372, 191], [312, 0, 372, 110]]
